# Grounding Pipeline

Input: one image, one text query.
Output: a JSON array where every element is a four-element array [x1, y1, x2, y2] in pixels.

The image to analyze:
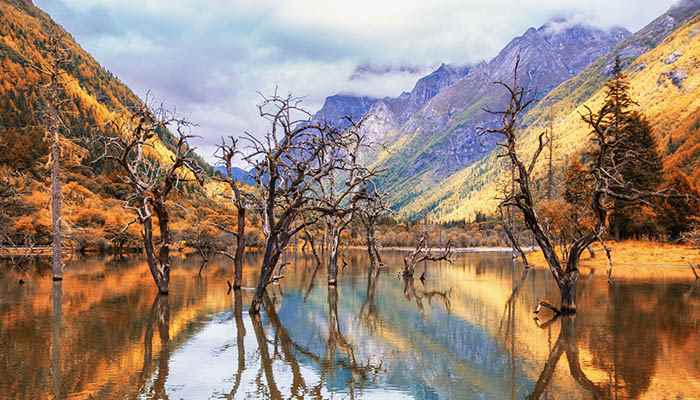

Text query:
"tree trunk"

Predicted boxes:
[[250, 236, 279, 315], [328, 226, 341, 285], [366, 225, 382, 268], [233, 207, 246, 290], [154, 202, 171, 294], [51, 139, 63, 281], [142, 215, 169, 295], [560, 278, 577, 314]]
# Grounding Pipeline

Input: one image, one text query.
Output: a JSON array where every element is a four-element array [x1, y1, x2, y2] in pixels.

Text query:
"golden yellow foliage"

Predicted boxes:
[[406, 16, 700, 223]]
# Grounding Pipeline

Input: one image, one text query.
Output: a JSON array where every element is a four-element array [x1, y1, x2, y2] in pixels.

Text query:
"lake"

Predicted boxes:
[[1, 251, 699, 399]]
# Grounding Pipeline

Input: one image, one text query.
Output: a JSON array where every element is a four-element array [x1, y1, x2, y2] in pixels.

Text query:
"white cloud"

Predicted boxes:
[[35, 0, 679, 163]]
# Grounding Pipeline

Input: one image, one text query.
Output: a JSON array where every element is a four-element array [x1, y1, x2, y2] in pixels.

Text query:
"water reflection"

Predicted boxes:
[[51, 280, 62, 400], [1, 252, 700, 399], [139, 295, 170, 399], [528, 316, 608, 399]]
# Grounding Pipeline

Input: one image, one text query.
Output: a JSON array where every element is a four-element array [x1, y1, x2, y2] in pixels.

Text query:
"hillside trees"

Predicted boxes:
[[603, 60, 663, 239], [657, 171, 700, 240], [97, 101, 204, 294]]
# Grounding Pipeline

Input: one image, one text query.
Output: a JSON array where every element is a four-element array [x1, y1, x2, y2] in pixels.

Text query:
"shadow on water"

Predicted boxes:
[[2, 251, 700, 399]]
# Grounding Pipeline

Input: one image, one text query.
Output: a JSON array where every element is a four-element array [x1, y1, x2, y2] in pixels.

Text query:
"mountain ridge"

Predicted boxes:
[[367, 18, 630, 212], [400, 2, 700, 222]]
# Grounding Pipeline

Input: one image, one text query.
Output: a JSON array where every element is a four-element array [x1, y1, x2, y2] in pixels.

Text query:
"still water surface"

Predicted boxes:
[[1, 251, 699, 399]]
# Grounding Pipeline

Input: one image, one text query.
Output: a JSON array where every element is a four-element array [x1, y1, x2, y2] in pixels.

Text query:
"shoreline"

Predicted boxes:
[[347, 245, 534, 253]]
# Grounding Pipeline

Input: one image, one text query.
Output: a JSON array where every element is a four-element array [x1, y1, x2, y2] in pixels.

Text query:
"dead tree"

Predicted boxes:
[[484, 57, 667, 314], [214, 137, 252, 290], [315, 118, 379, 285], [402, 234, 453, 280], [97, 101, 204, 294], [23, 33, 74, 281], [242, 93, 353, 314], [356, 185, 390, 268], [545, 114, 557, 200], [483, 57, 587, 313], [498, 202, 530, 267]]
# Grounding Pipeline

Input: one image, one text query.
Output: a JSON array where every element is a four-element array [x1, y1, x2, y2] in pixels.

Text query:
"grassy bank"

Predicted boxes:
[[530, 240, 700, 281]]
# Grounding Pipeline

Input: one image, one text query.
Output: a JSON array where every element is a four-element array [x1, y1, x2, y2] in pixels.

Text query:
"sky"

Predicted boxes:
[[35, 0, 678, 163]]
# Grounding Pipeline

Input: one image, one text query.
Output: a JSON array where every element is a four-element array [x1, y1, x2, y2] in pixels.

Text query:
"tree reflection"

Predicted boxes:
[[51, 280, 62, 400], [248, 289, 382, 399], [528, 316, 608, 400], [228, 289, 246, 399], [139, 294, 170, 399], [359, 266, 381, 332], [585, 284, 698, 399], [402, 276, 451, 318]]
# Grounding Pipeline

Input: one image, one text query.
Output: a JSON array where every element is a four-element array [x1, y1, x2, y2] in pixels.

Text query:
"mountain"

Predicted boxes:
[[360, 63, 471, 146], [370, 19, 630, 211], [400, 1, 700, 222], [0, 0, 227, 250], [313, 94, 379, 129], [214, 166, 255, 186]]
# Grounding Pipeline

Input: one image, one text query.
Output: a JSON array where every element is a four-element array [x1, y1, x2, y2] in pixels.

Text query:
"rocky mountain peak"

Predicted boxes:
[[313, 94, 378, 128]]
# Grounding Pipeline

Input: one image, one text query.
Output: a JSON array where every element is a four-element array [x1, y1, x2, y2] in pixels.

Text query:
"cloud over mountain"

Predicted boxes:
[[36, 0, 677, 162]]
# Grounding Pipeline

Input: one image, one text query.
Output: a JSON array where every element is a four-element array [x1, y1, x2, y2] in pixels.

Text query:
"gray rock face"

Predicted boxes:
[[661, 69, 688, 88], [665, 50, 683, 64], [358, 63, 471, 144], [313, 94, 378, 129], [379, 18, 632, 187], [314, 63, 470, 145]]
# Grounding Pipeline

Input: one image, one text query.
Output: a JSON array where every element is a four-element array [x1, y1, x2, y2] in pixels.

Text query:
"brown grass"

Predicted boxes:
[[529, 240, 700, 281]]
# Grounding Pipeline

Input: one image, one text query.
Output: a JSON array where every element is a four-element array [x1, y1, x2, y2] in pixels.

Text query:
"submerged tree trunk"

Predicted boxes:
[[328, 225, 341, 285], [250, 235, 280, 315], [559, 276, 578, 314], [142, 204, 170, 295], [51, 139, 62, 281], [155, 202, 171, 294], [366, 225, 382, 268], [233, 208, 246, 290]]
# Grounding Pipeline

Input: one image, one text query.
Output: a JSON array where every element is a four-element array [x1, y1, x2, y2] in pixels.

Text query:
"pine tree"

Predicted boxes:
[[600, 58, 663, 239]]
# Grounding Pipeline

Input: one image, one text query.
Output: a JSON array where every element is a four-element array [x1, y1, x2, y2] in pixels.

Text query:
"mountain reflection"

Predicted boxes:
[[1, 252, 700, 399]]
